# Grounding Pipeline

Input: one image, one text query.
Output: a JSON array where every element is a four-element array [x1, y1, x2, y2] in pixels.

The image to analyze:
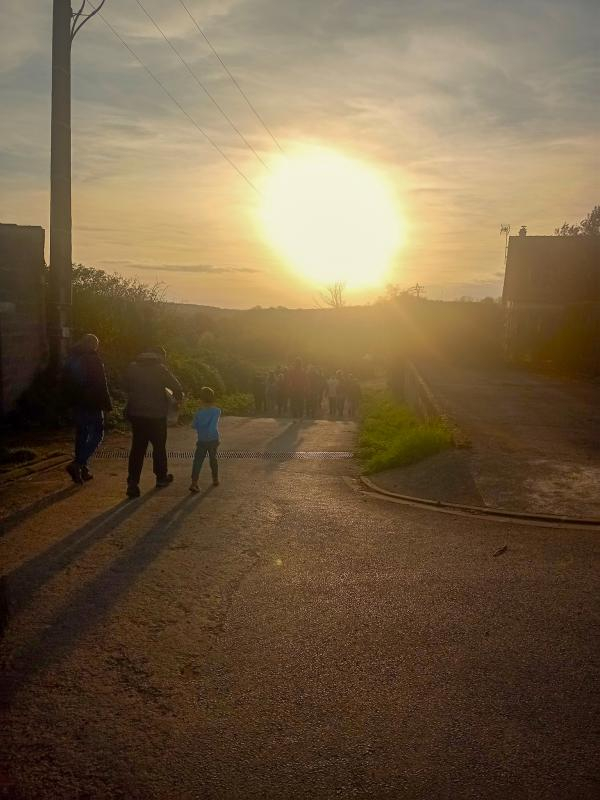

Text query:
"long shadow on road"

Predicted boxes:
[[0, 485, 80, 537], [263, 420, 316, 473], [3, 494, 155, 620], [1, 487, 213, 701]]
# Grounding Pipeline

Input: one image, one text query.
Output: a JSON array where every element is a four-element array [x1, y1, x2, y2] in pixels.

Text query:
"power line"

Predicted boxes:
[[86, 2, 260, 193], [177, 0, 284, 154], [133, 0, 268, 170]]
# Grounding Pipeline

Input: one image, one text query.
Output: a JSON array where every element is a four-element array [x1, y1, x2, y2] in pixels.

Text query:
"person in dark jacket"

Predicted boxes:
[[124, 346, 183, 498], [287, 358, 306, 420], [64, 333, 112, 484]]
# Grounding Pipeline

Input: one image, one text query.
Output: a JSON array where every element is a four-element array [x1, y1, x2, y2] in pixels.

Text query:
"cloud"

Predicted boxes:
[[1, 0, 599, 306], [100, 260, 258, 274]]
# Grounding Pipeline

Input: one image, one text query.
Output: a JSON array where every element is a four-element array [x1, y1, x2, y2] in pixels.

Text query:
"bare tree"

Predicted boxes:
[[317, 281, 346, 309]]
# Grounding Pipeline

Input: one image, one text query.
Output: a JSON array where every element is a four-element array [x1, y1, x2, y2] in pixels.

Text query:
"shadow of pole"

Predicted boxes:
[[2, 486, 213, 702]]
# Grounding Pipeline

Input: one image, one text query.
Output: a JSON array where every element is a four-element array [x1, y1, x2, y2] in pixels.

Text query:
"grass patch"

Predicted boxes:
[[357, 392, 452, 474]]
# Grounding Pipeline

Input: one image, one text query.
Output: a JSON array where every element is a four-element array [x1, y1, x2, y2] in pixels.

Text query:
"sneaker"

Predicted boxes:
[[66, 462, 83, 485], [126, 483, 140, 498], [155, 474, 174, 489], [81, 466, 94, 482], [189, 482, 200, 494]]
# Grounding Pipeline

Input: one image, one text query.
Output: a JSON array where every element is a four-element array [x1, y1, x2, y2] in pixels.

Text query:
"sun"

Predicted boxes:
[[258, 147, 403, 289]]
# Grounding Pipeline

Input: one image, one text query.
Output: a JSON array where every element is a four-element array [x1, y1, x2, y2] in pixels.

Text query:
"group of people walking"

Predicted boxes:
[[252, 360, 362, 420], [63, 334, 220, 498], [62, 338, 363, 498]]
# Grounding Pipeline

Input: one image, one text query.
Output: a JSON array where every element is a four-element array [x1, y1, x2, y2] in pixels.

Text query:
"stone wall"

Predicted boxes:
[[0, 223, 48, 416]]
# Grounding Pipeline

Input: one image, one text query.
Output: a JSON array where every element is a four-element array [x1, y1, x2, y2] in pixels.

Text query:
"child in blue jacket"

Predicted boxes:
[[190, 386, 221, 492]]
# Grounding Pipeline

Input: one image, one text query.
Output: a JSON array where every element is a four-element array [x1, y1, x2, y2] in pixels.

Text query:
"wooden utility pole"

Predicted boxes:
[[49, 0, 73, 366]]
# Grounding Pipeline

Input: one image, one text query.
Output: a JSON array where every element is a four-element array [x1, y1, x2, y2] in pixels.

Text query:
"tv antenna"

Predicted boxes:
[[500, 224, 511, 266]]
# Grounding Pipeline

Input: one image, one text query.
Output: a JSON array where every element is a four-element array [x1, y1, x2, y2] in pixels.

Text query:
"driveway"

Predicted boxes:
[[419, 362, 600, 517], [1, 417, 598, 799]]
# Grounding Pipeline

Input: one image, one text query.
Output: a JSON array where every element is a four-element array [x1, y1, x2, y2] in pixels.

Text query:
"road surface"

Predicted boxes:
[[1, 418, 599, 799], [420, 362, 600, 517]]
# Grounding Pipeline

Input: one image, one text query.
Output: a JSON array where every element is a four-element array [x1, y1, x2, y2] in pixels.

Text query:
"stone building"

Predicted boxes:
[[0, 223, 48, 415], [502, 234, 600, 373]]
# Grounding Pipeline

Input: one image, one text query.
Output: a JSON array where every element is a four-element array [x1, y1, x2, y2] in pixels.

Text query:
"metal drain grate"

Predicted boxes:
[[96, 448, 354, 460]]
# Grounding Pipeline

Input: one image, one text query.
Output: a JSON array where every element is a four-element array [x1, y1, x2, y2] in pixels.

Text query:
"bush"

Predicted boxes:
[[219, 393, 254, 416], [357, 392, 452, 474], [178, 392, 253, 422], [167, 353, 225, 397]]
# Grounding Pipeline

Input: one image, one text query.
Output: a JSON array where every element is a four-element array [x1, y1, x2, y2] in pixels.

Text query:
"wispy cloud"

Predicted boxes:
[[101, 260, 259, 274]]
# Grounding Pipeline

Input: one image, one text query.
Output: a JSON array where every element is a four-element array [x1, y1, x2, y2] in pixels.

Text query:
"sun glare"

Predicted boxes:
[[259, 147, 403, 289]]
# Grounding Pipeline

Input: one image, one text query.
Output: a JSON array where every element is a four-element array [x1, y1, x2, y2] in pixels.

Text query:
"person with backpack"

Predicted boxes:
[[124, 346, 183, 498], [63, 333, 112, 484]]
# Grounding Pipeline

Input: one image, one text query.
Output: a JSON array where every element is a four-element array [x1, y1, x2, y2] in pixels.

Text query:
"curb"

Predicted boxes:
[[359, 476, 600, 528], [405, 361, 471, 449], [0, 453, 71, 483]]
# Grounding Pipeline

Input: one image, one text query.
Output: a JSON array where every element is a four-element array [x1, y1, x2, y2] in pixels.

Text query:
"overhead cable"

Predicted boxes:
[[86, 2, 260, 193], [177, 0, 284, 154], [134, 0, 268, 169]]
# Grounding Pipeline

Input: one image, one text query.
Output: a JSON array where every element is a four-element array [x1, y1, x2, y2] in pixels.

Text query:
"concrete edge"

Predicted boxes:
[[359, 475, 600, 528], [0, 453, 71, 483], [406, 360, 471, 448]]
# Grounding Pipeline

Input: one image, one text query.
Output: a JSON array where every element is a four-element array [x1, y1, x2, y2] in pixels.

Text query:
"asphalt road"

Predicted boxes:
[[1, 418, 599, 799], [419, 362, 600, 517]]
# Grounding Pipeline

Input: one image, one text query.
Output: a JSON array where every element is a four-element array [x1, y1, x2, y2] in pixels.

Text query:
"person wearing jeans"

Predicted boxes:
[[189, 386, 221, 492], [124, 347, 183, 498], [73, 409, 105, 472], [64, 334, 112, 484]]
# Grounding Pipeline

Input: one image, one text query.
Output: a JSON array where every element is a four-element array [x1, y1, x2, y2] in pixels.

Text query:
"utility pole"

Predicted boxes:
[[49, 0, 72, 367], [49, 0, 105, 367]]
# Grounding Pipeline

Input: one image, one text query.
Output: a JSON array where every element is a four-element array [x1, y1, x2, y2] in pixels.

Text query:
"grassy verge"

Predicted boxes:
[[357, 392, 452, 474]]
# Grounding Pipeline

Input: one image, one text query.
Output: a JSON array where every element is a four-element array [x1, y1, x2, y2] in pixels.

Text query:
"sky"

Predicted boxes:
[[1, 0, 598, 307]]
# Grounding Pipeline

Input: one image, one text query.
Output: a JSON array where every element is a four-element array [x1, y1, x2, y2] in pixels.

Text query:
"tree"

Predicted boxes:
[[554, 204, 600, 236], [71, 264, 166, 375], [317, 281, 346, 309], [377, 283, 426, 304]]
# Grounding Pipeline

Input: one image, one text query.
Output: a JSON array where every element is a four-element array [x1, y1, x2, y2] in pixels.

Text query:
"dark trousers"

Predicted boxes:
[[192, 440, 219, 481], [128, 416, 168, 485], [291, 392, 304, 419], [305, 393, 317, 418], [73, 409, 104, 467]]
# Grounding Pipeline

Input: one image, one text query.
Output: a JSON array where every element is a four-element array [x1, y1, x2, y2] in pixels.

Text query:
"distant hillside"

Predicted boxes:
[[166, 302, 242, 319]]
